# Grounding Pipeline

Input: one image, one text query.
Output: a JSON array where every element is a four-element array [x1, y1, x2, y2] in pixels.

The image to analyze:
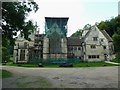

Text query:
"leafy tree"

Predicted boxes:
[[97, 16, 120, 37], [2, 1, 39, 62], [71, 29, 83, 37], [2, 47, 10, 63], [112, 28, 120, 51], [83, 24, 91, 30], [112, 27, 120, 60], [71, 24, 91, 37], [98, 21, 109, 30]]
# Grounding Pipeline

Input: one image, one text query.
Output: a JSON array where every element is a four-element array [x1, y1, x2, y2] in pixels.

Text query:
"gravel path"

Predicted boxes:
[[105, 61, 120, 65], [1, 66, 119, 88]]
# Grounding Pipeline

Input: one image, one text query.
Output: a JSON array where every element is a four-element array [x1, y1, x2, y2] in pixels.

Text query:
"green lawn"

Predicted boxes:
[[14, 76, 52, 88], [73, 61, 118, 67], [2, 61, 119, 68], [42, 62, 118, 68], [0, 69, 12, 78]]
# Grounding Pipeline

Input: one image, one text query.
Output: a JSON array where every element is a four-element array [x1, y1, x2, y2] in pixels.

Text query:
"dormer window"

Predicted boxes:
[[93, 37, 98, 41]]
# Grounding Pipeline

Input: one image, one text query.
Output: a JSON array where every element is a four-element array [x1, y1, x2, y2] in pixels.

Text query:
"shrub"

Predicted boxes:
[[111, 52, 120, 63], [38, 63, 44, 67], [2, 47, 10, 63], [59, 63, 73, 67]]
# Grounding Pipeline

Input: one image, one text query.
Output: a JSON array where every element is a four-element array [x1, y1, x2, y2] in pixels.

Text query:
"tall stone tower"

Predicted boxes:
[[43, 17, 69, 60]]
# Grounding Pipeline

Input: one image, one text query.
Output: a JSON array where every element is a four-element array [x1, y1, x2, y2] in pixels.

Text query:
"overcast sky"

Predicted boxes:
[[28, 0, 119, 36]]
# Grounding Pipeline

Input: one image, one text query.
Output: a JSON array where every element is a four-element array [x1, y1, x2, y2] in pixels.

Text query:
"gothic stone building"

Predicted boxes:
[[13, 17, 115, 63]]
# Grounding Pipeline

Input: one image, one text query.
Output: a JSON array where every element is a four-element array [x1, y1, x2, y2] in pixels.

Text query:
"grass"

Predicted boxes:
[[14, 76, 52, 88], [73, 61, 118, 67], [0, 69, 12, 78], [2, 61, 119, 68]]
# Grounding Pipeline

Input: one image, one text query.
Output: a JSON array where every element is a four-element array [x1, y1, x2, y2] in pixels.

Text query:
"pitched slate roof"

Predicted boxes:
[[100, 30, 113, 42], [82, 25, 113, 42], [67, 37, 83, 46]]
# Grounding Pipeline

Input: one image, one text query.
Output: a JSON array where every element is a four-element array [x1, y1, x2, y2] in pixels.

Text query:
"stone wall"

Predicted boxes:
[[43, 37, 49, 59]]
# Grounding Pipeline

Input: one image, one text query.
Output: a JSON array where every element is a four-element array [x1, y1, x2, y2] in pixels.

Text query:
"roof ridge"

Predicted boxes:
[[100, 30, 113, 42]]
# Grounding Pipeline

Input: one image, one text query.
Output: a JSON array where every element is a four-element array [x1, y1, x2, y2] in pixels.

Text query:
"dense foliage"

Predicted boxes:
[[98, 16, 120, 37], [71, 29, 83, 37], [2, 1, 38, 62]]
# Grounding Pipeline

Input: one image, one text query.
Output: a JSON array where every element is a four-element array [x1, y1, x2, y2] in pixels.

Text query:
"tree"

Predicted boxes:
[[97, 16, 120, 37], [71, 29, 83, 37], [112, 32, 120, 52], [98, 21, 109, 30], [71, 24, 91, 37], [2, 1, 38, 46], [112, 28, 120, 59], [2, 47, 10, 63], [2, 1, 39, 62]]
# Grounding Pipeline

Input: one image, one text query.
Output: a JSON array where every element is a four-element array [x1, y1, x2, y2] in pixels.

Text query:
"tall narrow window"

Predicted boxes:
[[20, 49, 25, 61], [78, 47, 81, 50], [24, 42, 27, 48], [93, 37, 98, 41], [18, 43, 19, 48]]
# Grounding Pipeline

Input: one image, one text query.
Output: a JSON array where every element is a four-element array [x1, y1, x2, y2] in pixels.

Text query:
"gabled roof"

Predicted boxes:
[[82, 29, 91, 41], [100, 30, 113, 42], [67, 37, 83, 46], [82, 25, 113, 42]]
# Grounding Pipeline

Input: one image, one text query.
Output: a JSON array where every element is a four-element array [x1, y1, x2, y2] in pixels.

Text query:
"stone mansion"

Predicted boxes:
[[13, 17, 115, 63]]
